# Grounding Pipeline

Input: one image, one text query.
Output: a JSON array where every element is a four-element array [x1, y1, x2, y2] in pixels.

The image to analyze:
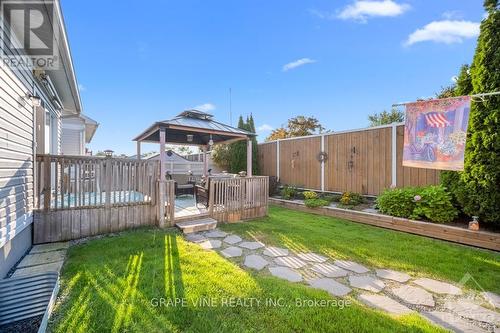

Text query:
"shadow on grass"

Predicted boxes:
[[47, 228, 446, 333], [220, 206, 500, 294]]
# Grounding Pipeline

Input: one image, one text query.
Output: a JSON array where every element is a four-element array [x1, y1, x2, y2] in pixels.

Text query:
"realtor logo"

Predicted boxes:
[[1, 0, 59, 69]]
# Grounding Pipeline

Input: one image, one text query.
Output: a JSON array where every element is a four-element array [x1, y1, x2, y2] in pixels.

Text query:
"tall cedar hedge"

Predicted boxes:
[[445, 0, 500, 224]]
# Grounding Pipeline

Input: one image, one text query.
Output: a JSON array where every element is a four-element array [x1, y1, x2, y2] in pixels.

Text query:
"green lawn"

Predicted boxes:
[[49, 228, 445, 333], [221, 205, 500, 294]]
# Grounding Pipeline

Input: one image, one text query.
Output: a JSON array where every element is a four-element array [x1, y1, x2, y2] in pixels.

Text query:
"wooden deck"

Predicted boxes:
[[33, 154, 269, 243]]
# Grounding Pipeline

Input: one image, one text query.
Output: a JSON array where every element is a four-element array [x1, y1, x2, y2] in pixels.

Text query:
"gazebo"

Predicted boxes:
[[133, 110, 266, 226]]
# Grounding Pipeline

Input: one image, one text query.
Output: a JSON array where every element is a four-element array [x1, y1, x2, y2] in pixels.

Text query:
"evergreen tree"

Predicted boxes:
[[247, 114, 260, 174], [229, 116, 247, 173], [459, 0, 500, 224]]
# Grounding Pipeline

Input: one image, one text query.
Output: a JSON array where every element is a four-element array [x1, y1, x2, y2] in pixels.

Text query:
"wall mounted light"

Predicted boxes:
[[29, 94, 42, 107], [187, 134, 194, 142], [208, 134, 214, 147]]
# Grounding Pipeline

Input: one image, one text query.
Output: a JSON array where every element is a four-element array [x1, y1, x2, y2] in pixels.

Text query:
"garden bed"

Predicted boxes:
[[269, 198, 500, 251]]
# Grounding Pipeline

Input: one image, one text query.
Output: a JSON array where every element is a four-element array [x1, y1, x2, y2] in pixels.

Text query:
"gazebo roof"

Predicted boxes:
[[133, 109, 255, 146]]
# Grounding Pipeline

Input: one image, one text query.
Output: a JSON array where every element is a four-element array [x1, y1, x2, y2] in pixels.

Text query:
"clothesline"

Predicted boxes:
[[391, 91, 500, 107]]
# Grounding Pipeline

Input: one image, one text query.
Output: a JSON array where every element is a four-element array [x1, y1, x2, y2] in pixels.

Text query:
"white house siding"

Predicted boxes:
[[0, 36, 62, 278], [61, 116, 85, 155]]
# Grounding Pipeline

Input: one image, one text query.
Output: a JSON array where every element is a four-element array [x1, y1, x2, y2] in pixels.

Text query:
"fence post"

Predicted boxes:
[[321, 135, 325, 192], [105, 157, 112, 208], [391, 122, 398, 187], [43, 155, 51, 211], [276, 140, 280, 181]]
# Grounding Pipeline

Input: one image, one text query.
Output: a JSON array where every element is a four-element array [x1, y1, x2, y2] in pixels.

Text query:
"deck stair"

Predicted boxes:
[[176, 218, 217, 234]]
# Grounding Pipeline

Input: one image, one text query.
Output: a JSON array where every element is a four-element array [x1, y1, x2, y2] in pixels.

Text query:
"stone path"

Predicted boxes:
[[184, 228, 500, 333]]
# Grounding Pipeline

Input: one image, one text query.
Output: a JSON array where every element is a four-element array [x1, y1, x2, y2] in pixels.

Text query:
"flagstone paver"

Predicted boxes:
[[481, 292, 500, 309], [375, 269, 411, 283], [392, 285, 435, 307], [223, 235, 242, 245], [239, 241, 265, 250], [262, 246, 289, 257], [348, 275, 385, 293], [310, 263, 349, 278], [17, 250, 66, 268], [308, 278, 351, 297], [358, 294, 412, 315], [199, 239, 222, 250], [333, 260, 370, 274], [205, 230, 228, 238], [296, 252, 328, 263], [444, 300, 500, 326], [274, 256, 307, 269], [185, 233, 207, 243], [244, 255, 269, 271], [30, 242, 69, 253], [422, 311, 488, 333], [220, 246, 243, 258], [269, 266, 303, 282], [413, 278, 462, 295]]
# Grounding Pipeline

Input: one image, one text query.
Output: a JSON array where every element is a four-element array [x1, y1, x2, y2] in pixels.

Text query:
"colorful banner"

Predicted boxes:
[[403, 96, 471, 171]]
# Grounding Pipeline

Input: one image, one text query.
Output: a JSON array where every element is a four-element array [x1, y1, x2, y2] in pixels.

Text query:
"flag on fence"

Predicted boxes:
[[403, 96, 471, 171]]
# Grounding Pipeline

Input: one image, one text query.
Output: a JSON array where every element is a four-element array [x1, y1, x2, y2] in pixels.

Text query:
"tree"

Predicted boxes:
[[212, 114, 260, 174], [458, 0, 500, 224], [368, 108, 405, 126], [287, 116, 325, 136], [265, 116, 325, 141], [266, 127, 289, 141]]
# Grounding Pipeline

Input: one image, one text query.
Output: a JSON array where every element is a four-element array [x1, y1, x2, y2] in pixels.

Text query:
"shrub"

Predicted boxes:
[[321, 194, 342, 203], [377, 188, 419, 218], [411, 186, 458, 223], [377, 186, 458, 223], [304, 198, 329, 208], [281, 185, 297, 200], [303, 191, 319, 200], [268, 176, 280, 196], [340, 192, 364, 206]]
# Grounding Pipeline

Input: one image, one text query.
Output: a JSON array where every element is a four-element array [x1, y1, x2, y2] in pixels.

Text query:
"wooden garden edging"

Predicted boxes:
[[270, 198, 500, 251]]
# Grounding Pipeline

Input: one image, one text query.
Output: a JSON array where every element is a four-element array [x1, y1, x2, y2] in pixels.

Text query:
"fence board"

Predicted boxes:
[[259, 125, 440, 195]]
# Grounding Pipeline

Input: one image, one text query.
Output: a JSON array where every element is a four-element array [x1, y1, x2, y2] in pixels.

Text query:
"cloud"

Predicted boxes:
[[442, 10, 463, 20], [451, 76, 458, 83], [257, 124, 274, 132], [405, 20, 480, 46], [338, 0, 410, 22], [78, 83, 86, 92], [192, 103, 216, 112], [308, 9, 336, 20], [282, 58, 316, 72]]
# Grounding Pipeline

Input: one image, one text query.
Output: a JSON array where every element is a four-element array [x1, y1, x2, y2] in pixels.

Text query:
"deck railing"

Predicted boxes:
[[209, 176, 269, 222], [33, 155, 172, 243], [35, 154, 159, 210]]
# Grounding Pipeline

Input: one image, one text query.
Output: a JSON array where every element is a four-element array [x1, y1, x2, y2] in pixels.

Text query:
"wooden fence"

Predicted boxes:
[[33, 155, 175, 243], [258, 123, 440, 196], [209, 176, 269, 223]]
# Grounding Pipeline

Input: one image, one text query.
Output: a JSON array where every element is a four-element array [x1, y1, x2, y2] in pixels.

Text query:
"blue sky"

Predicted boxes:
[[61, 0, 485, 155]]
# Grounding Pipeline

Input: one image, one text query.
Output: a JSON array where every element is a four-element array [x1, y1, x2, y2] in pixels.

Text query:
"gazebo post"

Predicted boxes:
[[158, 128, 166, 228], [203, 145, 208, 177], [246, 139, 252, 177], [136, 141, 141, 160]]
